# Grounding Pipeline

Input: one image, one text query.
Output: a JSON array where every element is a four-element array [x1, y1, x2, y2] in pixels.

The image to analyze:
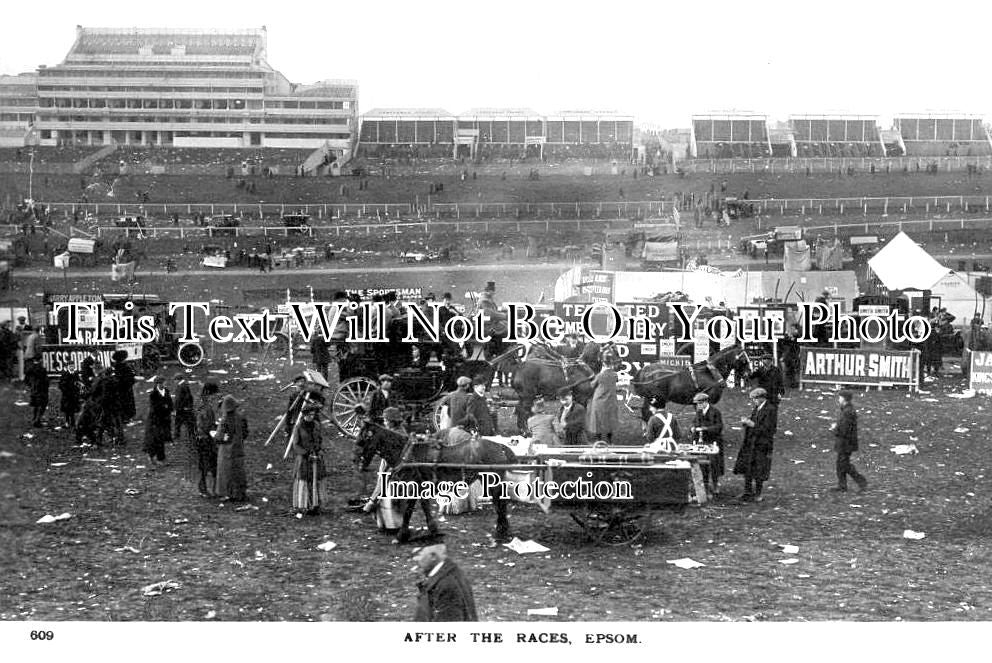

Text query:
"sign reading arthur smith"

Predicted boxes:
[[800, 347, 919, 389]]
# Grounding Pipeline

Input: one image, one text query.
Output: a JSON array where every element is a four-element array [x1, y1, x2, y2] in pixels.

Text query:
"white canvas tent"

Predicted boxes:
[[868, 232, 981, 325]]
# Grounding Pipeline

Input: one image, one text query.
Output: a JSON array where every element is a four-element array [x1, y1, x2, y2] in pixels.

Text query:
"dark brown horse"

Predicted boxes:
[[632, 345, 751, 421], [355, 422, 517, 543], [510, 345, 596, 432]]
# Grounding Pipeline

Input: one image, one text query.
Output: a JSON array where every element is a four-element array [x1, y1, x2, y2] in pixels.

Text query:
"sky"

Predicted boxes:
[[2, 0, 991, 128]]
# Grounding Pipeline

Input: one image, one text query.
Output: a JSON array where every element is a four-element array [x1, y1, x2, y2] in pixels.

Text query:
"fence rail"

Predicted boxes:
[[677, 155, 992, 174], [34, 192, 992, 223]]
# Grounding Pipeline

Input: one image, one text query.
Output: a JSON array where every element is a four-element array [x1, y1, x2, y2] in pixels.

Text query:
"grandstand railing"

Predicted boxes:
[[679, 155, 992, 174]]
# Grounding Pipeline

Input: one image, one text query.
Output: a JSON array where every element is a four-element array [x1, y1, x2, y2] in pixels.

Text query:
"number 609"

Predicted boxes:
[[30, 630, 54, 640]]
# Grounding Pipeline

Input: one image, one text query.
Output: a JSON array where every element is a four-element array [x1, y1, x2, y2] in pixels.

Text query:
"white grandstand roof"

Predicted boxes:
[[692, 111, 767, 119], [894, 112, 986, 120], [788, 113, 880, 120], [460, 108, 541, 119]]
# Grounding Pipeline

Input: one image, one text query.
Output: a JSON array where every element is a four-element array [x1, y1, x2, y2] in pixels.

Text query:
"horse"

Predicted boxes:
[[510, 345, 596, 432], [355, 421, 517, 543], [631, 345, 751, 421]]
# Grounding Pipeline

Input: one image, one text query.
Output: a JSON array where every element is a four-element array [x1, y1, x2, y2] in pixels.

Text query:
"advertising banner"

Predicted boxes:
[[969, 351, 992, 395], [39, 343, 143, 378], [800, 347, 919, 389]]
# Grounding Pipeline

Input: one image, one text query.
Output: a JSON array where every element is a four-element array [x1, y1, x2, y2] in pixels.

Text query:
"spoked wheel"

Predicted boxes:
[[431, 398, 446, 433], [331, 377, 377, 438], [570, 504, 652, 546]]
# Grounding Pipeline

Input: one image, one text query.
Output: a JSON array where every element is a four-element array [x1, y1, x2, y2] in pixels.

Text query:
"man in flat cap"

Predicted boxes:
[[441, 375, 472, 430], [733, 387, 778, 502], [367, 374, 395, 424], [830, 389, 868, 493], [691, 392, 726, 495], [413, 544, 478, 622], [751, 353, 784, 407]]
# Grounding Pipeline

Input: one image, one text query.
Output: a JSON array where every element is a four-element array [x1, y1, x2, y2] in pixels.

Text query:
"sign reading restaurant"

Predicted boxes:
[[800, 347, 920, 390]]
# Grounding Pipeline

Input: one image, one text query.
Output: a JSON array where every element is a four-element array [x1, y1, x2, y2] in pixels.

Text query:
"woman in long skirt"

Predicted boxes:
[[292, 404, 326, 515], [215, 395, 248, 502]]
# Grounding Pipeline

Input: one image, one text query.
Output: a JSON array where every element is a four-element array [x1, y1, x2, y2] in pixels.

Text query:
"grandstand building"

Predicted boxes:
[[894, 113, 992, 157], [33, 27, 358, 156], [789, 114, 885, 158], [0, 73, 38, 147], [690, 113, 771, 159], [357, 107, 633, 161]]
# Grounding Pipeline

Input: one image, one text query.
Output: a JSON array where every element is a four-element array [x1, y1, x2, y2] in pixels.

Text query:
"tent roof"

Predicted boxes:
[[868, 232, 951, 290]]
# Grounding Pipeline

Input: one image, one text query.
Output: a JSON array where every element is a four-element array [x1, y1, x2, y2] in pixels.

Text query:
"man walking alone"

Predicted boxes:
[[831, 389, 868, 493]]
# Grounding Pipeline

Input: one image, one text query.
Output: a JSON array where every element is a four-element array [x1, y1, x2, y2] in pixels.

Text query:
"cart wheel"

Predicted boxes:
[[431, 399, 446, 433], [572, 504, 652, 546], [332, 377, 377, 438]]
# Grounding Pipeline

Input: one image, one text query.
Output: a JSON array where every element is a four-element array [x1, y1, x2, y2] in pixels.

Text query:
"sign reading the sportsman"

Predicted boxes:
[[970, 351, 992, 395], [345, 287, 423, 301], [800, 348, 919, 389]]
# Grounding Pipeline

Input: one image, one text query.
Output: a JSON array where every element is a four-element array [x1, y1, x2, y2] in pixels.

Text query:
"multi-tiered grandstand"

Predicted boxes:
[[788, 114, 885, 158], [0, 73, 37, 147], [690, 113, 771, 159], [894, 113, 992, 157], [357, 108, 633, 161], [33, 27, 358, 158]]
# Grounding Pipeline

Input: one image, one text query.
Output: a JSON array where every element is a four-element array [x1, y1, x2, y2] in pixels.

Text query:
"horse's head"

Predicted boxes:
[[731, 348, 752, 381], [354, 419, 409, 472]]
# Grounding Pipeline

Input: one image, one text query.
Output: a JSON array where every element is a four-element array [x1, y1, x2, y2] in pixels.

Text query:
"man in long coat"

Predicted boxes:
[[111, 350, 136, 425], [586, 361, 619, 443], [465, 377, 495, 436], [195, 379, 220, 496], [831, 389, 868, 493], [691, 392, 725, 494], [143, 375, 174, 465], [751, 354, 784, 406], [442, 376, 472, 429], [733, 387, 777, 502], [413, 544, 478, 622], [554, 387, 587, 446], [26, 358, 49, 427]]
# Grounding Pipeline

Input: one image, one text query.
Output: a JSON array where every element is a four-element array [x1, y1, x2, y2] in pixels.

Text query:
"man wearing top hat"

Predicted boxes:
[[691, 392, 725, 495], [465, 376, 496, 436], [733, 387, 777, 502]]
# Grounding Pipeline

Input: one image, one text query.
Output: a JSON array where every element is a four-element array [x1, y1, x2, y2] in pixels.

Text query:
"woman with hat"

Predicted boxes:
[[527, 398, 558, 447], [690, 392, 725, 494], [382, 406, 406, 433], [830, 389, 868, 493], [554, 387, 587, 446], [645, 397, 681, 447], [215, 394, 248, 502], [586, 358, 619, 444], [466, 376, 496, 436], [292, 402, 326, 515], [733, 387, 778, 502], [143, 375, 174, 466], [110, 349, 136, 427]]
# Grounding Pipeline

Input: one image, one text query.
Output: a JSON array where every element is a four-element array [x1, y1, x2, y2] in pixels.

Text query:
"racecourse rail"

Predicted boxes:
[[34, 192, 992, 224]]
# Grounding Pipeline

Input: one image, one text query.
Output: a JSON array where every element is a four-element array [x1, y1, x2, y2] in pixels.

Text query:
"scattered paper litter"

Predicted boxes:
[[21, 433, 33, 439], [527, 607, 559, 616], [791, 459, 805, 464], [243, 374, 276, 381], [141, 580, 181, 596], [890, 444, 919, 455], [115, 546, 141, 554], [316, 541, 337, 551], [780, 544, 799, 554], [903, 530, 926, 540], [921, 398, 939, 403], [503, 538, 550, 554], [666, 558, 705, 570], [208, 369, 228, 374], [83, 458, 108, 463], [0, 451, 16, 458], [783, 430, 793, 436], [36, 512, 72, 524], [124, 489, 141, 496], [14, 401, 28, 406], [948, 390, 976, 399], [780, 558, 800, 565], [954, 427, 969, 434], [205, 610, 217, 619]]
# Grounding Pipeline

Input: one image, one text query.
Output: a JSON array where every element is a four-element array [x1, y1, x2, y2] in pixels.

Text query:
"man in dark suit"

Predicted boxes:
[[465, 376, 496, 436], [554, 387, 587, 446], [733, 387, 778, 502], [413, 544, 478, 622], [831, 389, 868, 493], [690, 392, 725, 495], [367, 374, 394, 424], [751, 353, 785, 406]]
